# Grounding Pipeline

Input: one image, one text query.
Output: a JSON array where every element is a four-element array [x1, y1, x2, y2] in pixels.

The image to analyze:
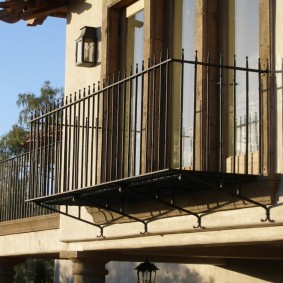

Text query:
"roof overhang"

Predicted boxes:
[[0, 0, 68, 26]]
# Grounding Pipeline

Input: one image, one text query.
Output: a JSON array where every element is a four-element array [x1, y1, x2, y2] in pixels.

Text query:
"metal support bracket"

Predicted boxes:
[[153, 192, 205, 229], [74, 194, 150, 235], [186, 175, 274, 223], [35, 202, 106, 237], [220, 184, 274, 223]]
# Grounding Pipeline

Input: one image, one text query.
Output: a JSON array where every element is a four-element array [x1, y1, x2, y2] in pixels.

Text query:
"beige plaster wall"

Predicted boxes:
[[59, 202, 283, 251], [0, 229, 63, 257], [64, 0, 103, 96], [275, 0, 283, 173]]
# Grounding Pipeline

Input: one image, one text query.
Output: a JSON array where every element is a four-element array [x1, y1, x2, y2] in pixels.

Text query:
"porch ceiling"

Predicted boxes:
[[0, 0, 68, 26]]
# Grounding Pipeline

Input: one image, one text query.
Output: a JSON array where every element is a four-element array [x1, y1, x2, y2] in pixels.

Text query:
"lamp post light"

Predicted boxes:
[[135, 260, 159, 283], [76, 26, 97, 67]]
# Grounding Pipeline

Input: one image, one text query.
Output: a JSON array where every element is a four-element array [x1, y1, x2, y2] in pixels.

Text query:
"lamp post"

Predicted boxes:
[[75, 26, 97, 67], [135, 260, 159, 283]]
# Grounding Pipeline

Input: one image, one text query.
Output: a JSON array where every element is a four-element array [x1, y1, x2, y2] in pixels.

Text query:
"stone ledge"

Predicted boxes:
[[0, 214, 60, 236]]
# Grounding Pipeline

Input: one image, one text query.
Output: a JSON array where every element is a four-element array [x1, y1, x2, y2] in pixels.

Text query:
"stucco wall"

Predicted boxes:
[[64, 0, 102, 96], [275, 0, 283, 172]]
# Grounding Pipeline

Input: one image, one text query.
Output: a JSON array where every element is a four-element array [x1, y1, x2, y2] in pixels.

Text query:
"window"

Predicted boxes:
[[172, 0, 196, 168], [227, 0, 260, 157], [125, 0, 144, 69]]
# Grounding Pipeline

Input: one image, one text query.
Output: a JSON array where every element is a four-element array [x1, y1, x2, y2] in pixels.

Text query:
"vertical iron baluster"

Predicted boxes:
[[146, 58, 151, 172], [13, 157, 18, 219], [180, 50, 184, 169], [151, 55, 157, 172], [77, 91, 83, 187], [85, 117, 89, 187], [121, 70, 127, 178], [23, 153, 28, 218], [38, 110, 43, 197], [58, 98, 64, 194], [29, 113, 35, 199], [110, 74, 115, 180], [233, 55, 237, 174], [157, 53, 163, 170], [140, 61, 145, 174], [17, 155, 21, 219], [80, 90, 85, 187], [9, 159, 14, 220], [266, 59, 270, 173], [87, 86, 91, 187], [105, 77, 110, 181], [35, 113, 40, 201], [4, 161, 7, 220], [258, 59, 263, 174], [90, 84, 95, 186], [128, 67, 133, 176], [193, 51, 198, 171], [63, 96, 69, 192], [50, 102, 56, 195], [116, 72, 121, 179], [43, 105, 49, 196], [206, 52, 210, 171], [46, 104, 51, 195], [245, 57, 249, 174], [68, 94, 74, 191], [85, 86, 91, 187], [55, 99, 61, 194], [101, 80, 106, 183], [75, 116, 80, 189], [219, 54, 223, 172], [164, 50, 169, 168], [81, 89, 86, 187], [133, 64, 139, 175], [95, 82, 100, 184]]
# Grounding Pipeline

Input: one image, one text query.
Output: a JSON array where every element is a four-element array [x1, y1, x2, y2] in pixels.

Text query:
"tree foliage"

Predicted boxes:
[[17, 80, 64, 127], [0, 125, 27, 160], [14, 259, 55, 283], [0, 81, 63, 160]]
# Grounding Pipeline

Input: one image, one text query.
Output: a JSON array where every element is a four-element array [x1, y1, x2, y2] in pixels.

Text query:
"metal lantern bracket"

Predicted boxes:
[[76, 26, 97, 67]]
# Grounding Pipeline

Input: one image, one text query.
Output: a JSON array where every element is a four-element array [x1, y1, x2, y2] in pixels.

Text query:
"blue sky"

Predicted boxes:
[[0, 17, 66, 136]]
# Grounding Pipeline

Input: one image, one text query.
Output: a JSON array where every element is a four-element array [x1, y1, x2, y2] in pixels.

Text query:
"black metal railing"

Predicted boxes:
[[28, 51, 269, 200], [0, 153, 52, 222]]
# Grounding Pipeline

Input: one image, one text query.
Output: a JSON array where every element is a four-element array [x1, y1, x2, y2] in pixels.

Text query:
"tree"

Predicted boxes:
[[0, 81, 63, 160], [17, 80, 64, 127], [0, 125, 27, 160], [0, 81, 63, 280], [14, 258, 55, 283]]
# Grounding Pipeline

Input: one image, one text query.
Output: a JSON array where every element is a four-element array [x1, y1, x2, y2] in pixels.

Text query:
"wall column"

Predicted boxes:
[[72, 258, 109, 283]]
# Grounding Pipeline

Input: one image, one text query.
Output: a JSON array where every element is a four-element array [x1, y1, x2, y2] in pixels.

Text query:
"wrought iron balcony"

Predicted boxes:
[[27, 51, 269, 203], [0, 153, 52, 221]]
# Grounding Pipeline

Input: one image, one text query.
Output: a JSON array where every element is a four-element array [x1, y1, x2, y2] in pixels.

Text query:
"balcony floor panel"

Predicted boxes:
[[27, 169, 255, 207]]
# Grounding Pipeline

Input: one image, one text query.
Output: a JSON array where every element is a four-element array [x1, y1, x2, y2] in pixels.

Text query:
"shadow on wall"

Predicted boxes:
[[106, 262, 213, 283]]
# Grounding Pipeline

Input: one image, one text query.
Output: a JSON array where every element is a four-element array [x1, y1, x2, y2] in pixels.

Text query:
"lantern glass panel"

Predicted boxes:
[[76, 39, 83, 64], [83, 37, 95, 63]]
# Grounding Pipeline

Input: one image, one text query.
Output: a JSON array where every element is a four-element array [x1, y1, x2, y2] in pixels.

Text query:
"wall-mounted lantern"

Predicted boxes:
[[135, 260, 159, 283], [76, 26, 97, 67]]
